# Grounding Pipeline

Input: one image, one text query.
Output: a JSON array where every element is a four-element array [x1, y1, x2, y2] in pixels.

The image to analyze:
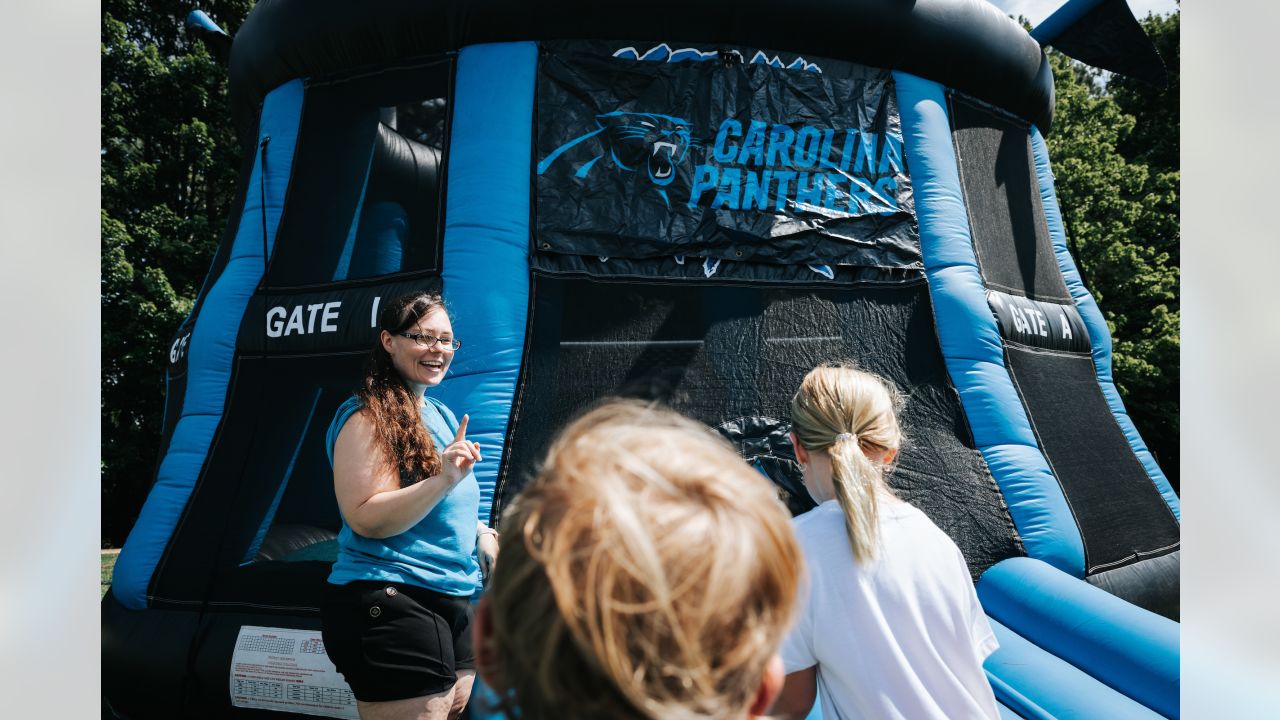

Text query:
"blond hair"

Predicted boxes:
[[486, 400, 803, 720], [790, 364, 903, 564]]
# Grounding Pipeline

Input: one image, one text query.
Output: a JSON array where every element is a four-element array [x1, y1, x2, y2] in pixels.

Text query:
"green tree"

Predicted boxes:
[[1109, 12, 1180, 172], [1046, 11, 1180, 490], [102, 0, 252, 546]]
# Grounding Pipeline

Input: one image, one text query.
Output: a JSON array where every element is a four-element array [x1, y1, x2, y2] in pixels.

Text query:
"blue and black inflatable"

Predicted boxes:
[[103, 1, 1179, 718]]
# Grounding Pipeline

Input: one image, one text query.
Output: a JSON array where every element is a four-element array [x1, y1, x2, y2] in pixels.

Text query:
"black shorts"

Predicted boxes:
[[321, 580, 475, 702]]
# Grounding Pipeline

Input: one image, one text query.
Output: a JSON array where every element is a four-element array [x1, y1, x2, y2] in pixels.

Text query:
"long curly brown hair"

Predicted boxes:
[[356, 290, 447, 486]]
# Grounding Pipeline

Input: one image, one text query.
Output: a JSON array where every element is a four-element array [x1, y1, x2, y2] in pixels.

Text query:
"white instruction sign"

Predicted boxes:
[[230, 625, 359, 719]]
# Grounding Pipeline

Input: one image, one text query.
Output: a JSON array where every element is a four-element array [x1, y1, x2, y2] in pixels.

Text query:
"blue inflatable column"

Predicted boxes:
[[435, 43, 538, 526], [112, 80, 306, 609], [980, 557, 1179, 718], [893, 72, 1085, 576]]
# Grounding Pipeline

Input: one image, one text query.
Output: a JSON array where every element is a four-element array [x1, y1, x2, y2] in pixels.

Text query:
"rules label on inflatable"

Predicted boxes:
[[229, 625, 359, 719]]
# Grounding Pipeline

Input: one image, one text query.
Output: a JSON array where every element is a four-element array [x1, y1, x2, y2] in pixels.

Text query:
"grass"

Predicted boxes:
[[101, 550, 118, 598]]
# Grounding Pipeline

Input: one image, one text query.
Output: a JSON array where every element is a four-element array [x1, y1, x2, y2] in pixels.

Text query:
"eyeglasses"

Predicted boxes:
[[398, 332, 461, 351]]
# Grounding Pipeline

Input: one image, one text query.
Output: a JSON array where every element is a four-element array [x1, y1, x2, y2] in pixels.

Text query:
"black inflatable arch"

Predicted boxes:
[[229, 0, 1054, 141]]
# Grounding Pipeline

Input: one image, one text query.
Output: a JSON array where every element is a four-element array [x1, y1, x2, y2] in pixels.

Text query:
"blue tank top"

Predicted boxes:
[[325, 394, 481, 596]]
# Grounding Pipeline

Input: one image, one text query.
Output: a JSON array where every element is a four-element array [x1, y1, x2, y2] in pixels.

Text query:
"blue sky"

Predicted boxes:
[[987, 0, 1178, 26]]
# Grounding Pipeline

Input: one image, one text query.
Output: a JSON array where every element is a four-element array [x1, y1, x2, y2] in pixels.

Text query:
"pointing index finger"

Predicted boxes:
[[454, 413, 469, 443]]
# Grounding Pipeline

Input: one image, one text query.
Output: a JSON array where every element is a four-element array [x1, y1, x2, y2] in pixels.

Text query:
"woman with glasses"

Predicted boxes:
[[320, 290, 498, 720]]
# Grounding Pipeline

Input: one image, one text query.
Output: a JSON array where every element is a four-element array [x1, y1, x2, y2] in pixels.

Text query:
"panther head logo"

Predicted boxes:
[[539, 111, 700, 205], [594, 112, 693, 186]]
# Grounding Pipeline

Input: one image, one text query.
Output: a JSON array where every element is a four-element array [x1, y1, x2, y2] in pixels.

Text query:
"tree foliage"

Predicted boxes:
[[101, 0, 252, 546], [1109, 12, 1180, 172], [1045, 12, 1180, 490]]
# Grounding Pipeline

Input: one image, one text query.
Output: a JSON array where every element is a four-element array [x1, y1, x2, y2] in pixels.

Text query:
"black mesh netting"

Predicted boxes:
[[267, 59, 450, 287], [949, 93, 1070, 302], [1005, 346, 1180, 574], [151, 352, 366, 608], [497, 276, 1023, 579]]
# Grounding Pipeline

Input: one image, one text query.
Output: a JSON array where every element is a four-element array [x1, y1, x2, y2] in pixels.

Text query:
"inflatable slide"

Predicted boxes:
[[103, 1, 1179, 717]]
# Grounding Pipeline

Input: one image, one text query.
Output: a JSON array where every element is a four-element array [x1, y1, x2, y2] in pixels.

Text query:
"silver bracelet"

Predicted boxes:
[[478, 526, 498, 538]]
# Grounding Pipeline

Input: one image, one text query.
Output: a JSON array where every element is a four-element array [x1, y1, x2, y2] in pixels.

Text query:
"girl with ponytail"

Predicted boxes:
[[772, 364, 1001, 720], [320, 290, 497, 720]]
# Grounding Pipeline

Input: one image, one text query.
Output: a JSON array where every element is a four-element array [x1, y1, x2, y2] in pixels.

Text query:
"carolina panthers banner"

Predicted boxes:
[[535, 40, 918, 279]]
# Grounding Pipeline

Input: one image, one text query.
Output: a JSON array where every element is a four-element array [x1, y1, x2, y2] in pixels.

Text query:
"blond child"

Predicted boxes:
[[474, 400, 804, 720], [772, 364, 1000, 720]]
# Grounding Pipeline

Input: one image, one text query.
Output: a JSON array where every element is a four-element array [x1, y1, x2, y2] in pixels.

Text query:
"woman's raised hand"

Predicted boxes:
[[442, 413, 483, 485]]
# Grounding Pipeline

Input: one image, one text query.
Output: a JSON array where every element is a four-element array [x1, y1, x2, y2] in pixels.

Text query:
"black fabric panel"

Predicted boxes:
[[251, 525, 338, 563], [496, 276, 1023, 580], [950, 93, 1071, 302], [101, 593, 201, 720], [1039, 0, 1166, 87], [987, 289, 1091, 354], [1004, 345, 1179, 574], [206, 560, 335, 611], [266, 91, 379, 286], [229, 0, 1053, 143], [718, 415, 815, 517], [1084, 550, 1179, 621], [535, 41, 919, 273], [533, 251, 921, 286], [267, 59, 451, 288], [150, 353, 370, 607]]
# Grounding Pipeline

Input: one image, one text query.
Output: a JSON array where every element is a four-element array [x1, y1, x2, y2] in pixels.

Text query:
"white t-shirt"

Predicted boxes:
[[780, 499, 1000, 720]]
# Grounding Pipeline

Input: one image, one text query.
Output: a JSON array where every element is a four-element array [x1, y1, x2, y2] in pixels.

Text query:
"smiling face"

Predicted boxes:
[[380, 306, 455, 391]]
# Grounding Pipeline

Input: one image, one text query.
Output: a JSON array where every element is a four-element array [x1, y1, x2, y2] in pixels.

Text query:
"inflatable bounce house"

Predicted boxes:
[[103, 0, 1179, 717]]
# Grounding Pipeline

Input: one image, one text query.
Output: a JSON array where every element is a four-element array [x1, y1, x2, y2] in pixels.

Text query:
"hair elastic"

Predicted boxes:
[[835, 432, 856, 442]]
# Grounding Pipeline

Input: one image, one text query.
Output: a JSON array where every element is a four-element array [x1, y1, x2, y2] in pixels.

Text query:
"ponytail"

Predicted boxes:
[[827, 434, 883, 564]]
